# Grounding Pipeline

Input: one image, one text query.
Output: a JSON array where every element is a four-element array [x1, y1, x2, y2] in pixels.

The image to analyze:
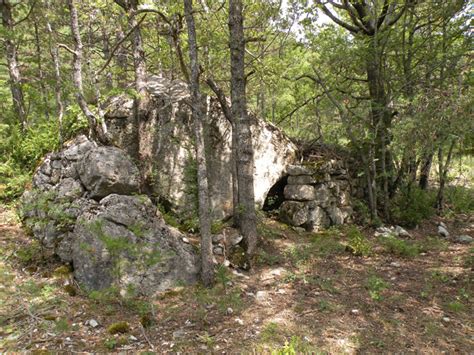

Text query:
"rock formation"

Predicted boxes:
[[104, 76, 298, 220], [20, 136, 199, 295], [277, 160, 353, 231]]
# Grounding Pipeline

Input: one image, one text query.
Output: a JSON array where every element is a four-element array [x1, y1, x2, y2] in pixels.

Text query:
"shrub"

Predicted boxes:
[[380, 236, 420, 257], [346, 226, 372, 256], [392, 187, 435, 227], [444, 186, 474, 214], [366, 275, 389, 301]]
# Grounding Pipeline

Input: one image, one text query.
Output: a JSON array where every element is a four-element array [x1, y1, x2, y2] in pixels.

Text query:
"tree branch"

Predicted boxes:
[[318, 3, 361, 34], [12, 0, 36, 26], [97, 14, 147, 76], [57, 43, 77, 56], [205, 77, 233, 124]]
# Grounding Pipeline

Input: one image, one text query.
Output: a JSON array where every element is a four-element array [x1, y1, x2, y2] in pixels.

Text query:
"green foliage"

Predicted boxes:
[[346, 226, 372, 256], [443, 186, 474, 215], [366, 275, 389, 301], [107, 321, 130, 334], [446, 301, 465, 313], [380, 236, 420, 258], [391, 187, 436, 227]]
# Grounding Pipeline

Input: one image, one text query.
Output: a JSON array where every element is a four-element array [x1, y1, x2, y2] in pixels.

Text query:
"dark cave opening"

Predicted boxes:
[[262, 175, 288, 211]]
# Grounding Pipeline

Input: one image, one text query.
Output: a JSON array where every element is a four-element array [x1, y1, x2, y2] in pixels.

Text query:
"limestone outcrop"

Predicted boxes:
[[20, 136, 199, 295], [104, 76, 298, 220]]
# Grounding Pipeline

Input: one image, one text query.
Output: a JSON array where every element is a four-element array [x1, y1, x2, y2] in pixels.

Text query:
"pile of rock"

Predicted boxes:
[[20, 136, 199, 295], [278, 162, 352, 231]]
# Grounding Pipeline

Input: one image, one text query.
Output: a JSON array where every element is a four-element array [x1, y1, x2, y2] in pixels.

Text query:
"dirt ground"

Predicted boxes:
[[0, 205, 472, 353]]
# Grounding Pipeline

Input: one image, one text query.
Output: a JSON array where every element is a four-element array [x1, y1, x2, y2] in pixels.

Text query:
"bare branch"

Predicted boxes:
[[318, 3, 360, 34], [12, 0, 36, 26], [57, 43, 77, 55], [97, 14, 147, 76], [205, 77, 233, 124]]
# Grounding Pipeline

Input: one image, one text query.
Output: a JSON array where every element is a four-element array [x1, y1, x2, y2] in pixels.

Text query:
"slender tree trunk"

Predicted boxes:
[[419, 151, 434, 190], [1, 0, 27, 130], [115, 21, 128, 87], [205, 78, 240, 226], [67, 0, 108, 142], [229, 0, 258, 261], [184, 0, 214, 287], [46, 20, 65, 146], [101, 27, 113, 90], [436, 138, 456, 213], [34, 19, 50, 119]]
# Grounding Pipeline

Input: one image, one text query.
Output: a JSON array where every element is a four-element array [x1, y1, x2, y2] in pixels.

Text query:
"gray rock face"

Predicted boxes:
[[279, 201, 309, 226], [73, 194, 199, 294], [103, 78, 297, 220], [78, 146, 141, 199], [20, 136, 199, 295], [277, 159, 353, 231], [284, 185, 316, 201]]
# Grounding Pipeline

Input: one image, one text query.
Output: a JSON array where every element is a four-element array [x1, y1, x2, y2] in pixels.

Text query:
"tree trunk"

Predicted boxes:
[[1, 0, 27, 130], [115, 21, 129, 87], [34, 19, 50, 119], [67, 0, 107, 141], [229, 0, 258, 261], [419, 151, 434, 190], [46, 19, 64, 146], [436, 139, 456, 213], [184, 0, 214, 287]]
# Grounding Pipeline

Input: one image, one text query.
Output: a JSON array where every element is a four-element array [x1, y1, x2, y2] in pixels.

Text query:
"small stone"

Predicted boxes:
[[438, 225, 449, 238], [293, 227, 306, 233], [223, 259, 231, 267], [235, 318, 244, 325], [88, 319, 99, 328], [129, 335, 138, 341], [439, 222, 447, 229], [212, 234, 224, 244], [287, 164, 312, 176], [182, 237, 190, 244], [454, 235, 473, 244], [351, 309, 360, 315], [395, 225, 411, 238], [256, 291, 269, 303], [173, 329, 186, 339], [213, 246, 224, 255], [226, 307, 234, 315], [442, 317, 450, 323], [390, 262, 401, 268], [229, 234, 243, 246]]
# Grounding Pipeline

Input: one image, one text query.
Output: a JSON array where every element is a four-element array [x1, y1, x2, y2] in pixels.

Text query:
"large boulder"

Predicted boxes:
[[78, 146, 141, 199], [20, 136, 199, 295], [104, 76, 298, 219], [72, 194, 199, 294]]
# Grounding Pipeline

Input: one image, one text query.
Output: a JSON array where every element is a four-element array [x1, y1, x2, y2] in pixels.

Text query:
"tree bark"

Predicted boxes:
[[0, 0, 28, 130], [46, 18, 64, 145], [34, 18, 50, 119], [67, 0, 108, 142], [229, 0, 258, 261], [114, 0, 149, 113], [184, 0, 214, 287]]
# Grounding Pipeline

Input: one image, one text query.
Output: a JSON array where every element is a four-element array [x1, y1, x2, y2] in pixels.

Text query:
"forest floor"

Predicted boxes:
[[0, 204, 472, 353]]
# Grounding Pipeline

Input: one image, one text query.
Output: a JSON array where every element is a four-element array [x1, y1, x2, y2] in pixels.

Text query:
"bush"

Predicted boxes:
[[392, 187, 436, 227], [444, 186, 474, 214], [380, 236, 420, 257], [346, 226, 372, 256]]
